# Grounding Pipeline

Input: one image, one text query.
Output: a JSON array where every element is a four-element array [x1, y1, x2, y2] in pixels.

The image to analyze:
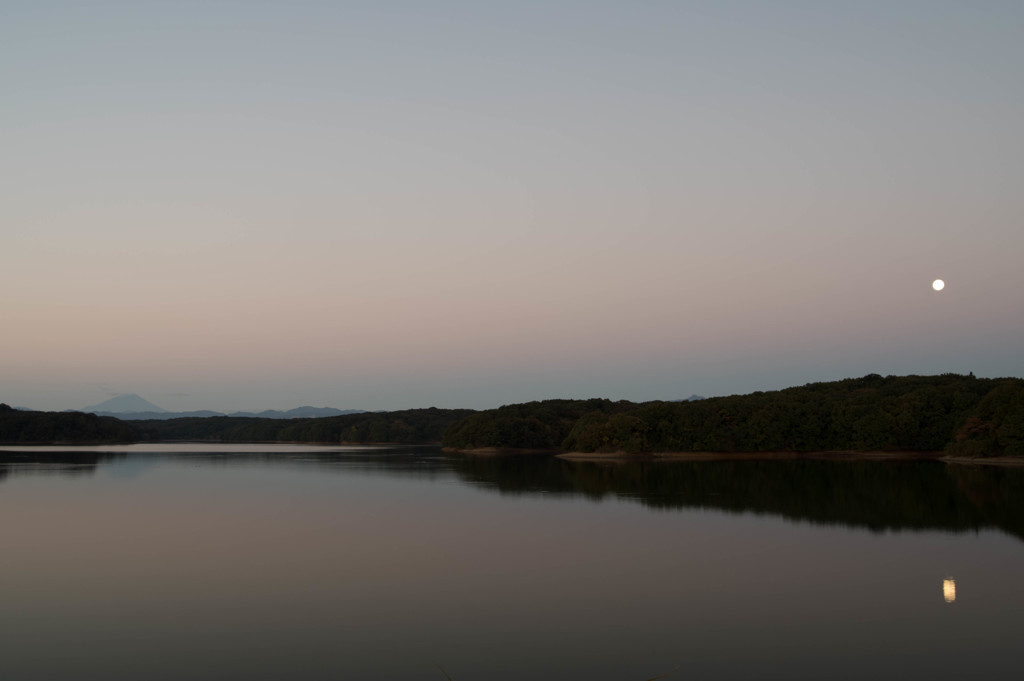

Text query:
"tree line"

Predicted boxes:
[[133, 407, 474, 444], [1, 403, 472, 446], [4, 374, 1023, 456], [442, 374, 1024, 458], [0, 403, 138, 444]]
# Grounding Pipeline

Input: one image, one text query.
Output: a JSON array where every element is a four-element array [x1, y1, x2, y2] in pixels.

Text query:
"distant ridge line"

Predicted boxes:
[[72, 394, 367, 420], [83, 407, 368, 421]]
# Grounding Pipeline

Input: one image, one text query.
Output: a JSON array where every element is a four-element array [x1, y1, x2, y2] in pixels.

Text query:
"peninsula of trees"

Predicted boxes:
[[3, 374, 1022, 458], [0, 403, 138, 444], [443, 374, 1024, 458], [0, 404, 472, 446]]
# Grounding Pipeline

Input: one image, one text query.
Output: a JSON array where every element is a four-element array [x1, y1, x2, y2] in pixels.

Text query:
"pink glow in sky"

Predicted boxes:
[[2, 1, 1022, 412]]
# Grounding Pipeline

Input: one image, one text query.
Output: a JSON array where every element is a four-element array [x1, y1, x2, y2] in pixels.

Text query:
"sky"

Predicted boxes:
[[3, 0, 1022, 412]]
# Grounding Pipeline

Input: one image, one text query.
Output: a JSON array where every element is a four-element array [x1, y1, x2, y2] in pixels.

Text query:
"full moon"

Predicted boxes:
[[932, 279, 945, 291]]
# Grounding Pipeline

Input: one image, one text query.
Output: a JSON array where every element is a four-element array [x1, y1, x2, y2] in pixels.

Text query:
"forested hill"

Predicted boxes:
[[1, 405, 473, 445], [5, 374, 1023, 455], [0, 403, 138, 444], [442, 374, 1024, 458], [134, 407, 474, 444]]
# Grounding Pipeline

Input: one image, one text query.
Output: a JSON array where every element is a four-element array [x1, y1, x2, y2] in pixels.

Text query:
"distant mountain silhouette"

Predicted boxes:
[[81, 394, 167, 414], [90, 410, 224, 420], [85, 405, 367, 421], [75, 394, 366, 420], [672, 394, 706, 402], [227, 407, 365, 419]]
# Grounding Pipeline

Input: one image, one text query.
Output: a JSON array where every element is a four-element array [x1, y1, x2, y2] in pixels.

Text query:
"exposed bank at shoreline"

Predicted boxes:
[[446, 447, 1024, 466], [557, 449, 946, 462]]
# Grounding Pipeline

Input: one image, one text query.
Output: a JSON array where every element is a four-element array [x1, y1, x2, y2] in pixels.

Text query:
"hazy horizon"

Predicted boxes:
[[4, 1, 1022, 413], [9, 369, 1019, 416]]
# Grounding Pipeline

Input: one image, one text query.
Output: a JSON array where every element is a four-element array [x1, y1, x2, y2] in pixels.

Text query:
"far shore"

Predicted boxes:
[[5, 442, 1022, 467], [557, 450, 946, 462], [445, 447, 1024, 467], [442, 446, 566, 457]]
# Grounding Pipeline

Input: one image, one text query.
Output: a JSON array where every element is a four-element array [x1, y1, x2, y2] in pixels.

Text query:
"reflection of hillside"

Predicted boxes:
[[0, 451, 125, 481], [158, 447, 453, 481], [5, 447, 1022, 543], [0, 447, 450, 485], [450, 455, 1024, 541]]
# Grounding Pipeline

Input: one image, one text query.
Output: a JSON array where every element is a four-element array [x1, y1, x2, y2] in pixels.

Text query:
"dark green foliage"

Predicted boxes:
[[443, 374, 1024, 456], [277, 408, 475, 444], [945, 379, 1024, 457], [135, 408, 475, 444], [575, 373, 1000, 454], [441, 399, 636, 450], [0, 405, 140, 444], [6, 374, 1023, 453], [133, 416, 291, 442]]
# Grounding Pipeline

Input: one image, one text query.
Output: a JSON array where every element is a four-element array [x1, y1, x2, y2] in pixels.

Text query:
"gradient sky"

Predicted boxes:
[[3, 1, 1022, 412]]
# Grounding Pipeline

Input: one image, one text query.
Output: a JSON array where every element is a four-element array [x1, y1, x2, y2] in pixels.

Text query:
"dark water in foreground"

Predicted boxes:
[[1, 444, 1022, 681]]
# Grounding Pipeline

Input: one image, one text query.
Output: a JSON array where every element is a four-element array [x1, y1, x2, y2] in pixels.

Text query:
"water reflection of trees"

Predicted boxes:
[[157, 447, 453, 480], [450, 455, 1024, 540], [0, 451, 125, 482], [0, 447, 449, 485], [4, 448, 1023, 543]]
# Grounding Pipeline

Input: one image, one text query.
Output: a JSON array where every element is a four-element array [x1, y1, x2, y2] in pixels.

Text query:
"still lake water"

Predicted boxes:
[[2, 444, 1023, 681]]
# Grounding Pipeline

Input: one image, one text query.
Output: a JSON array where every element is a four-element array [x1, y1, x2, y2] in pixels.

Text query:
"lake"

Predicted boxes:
[[1, 444, 1022, 680]]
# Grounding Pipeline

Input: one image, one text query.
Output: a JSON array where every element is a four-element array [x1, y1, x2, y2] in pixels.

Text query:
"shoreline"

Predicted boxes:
[[938, 455, 1024, 467], [556, 450, 946, 462], [447, 447, 1024, 467], [5, 442, 1022, 466], [442, 446, 566, 457]]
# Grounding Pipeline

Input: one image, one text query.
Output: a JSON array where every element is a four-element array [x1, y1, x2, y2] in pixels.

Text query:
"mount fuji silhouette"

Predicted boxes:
[[80, 394, 167, 414], [76, 395, 363, 420]]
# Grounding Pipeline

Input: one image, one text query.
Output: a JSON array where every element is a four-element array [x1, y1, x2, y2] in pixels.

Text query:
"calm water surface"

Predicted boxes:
[[1, 444, 1023, 681]]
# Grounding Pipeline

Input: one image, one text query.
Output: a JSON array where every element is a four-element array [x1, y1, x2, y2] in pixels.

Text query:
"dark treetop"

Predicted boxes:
[[442, 374, 1024, 458]]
